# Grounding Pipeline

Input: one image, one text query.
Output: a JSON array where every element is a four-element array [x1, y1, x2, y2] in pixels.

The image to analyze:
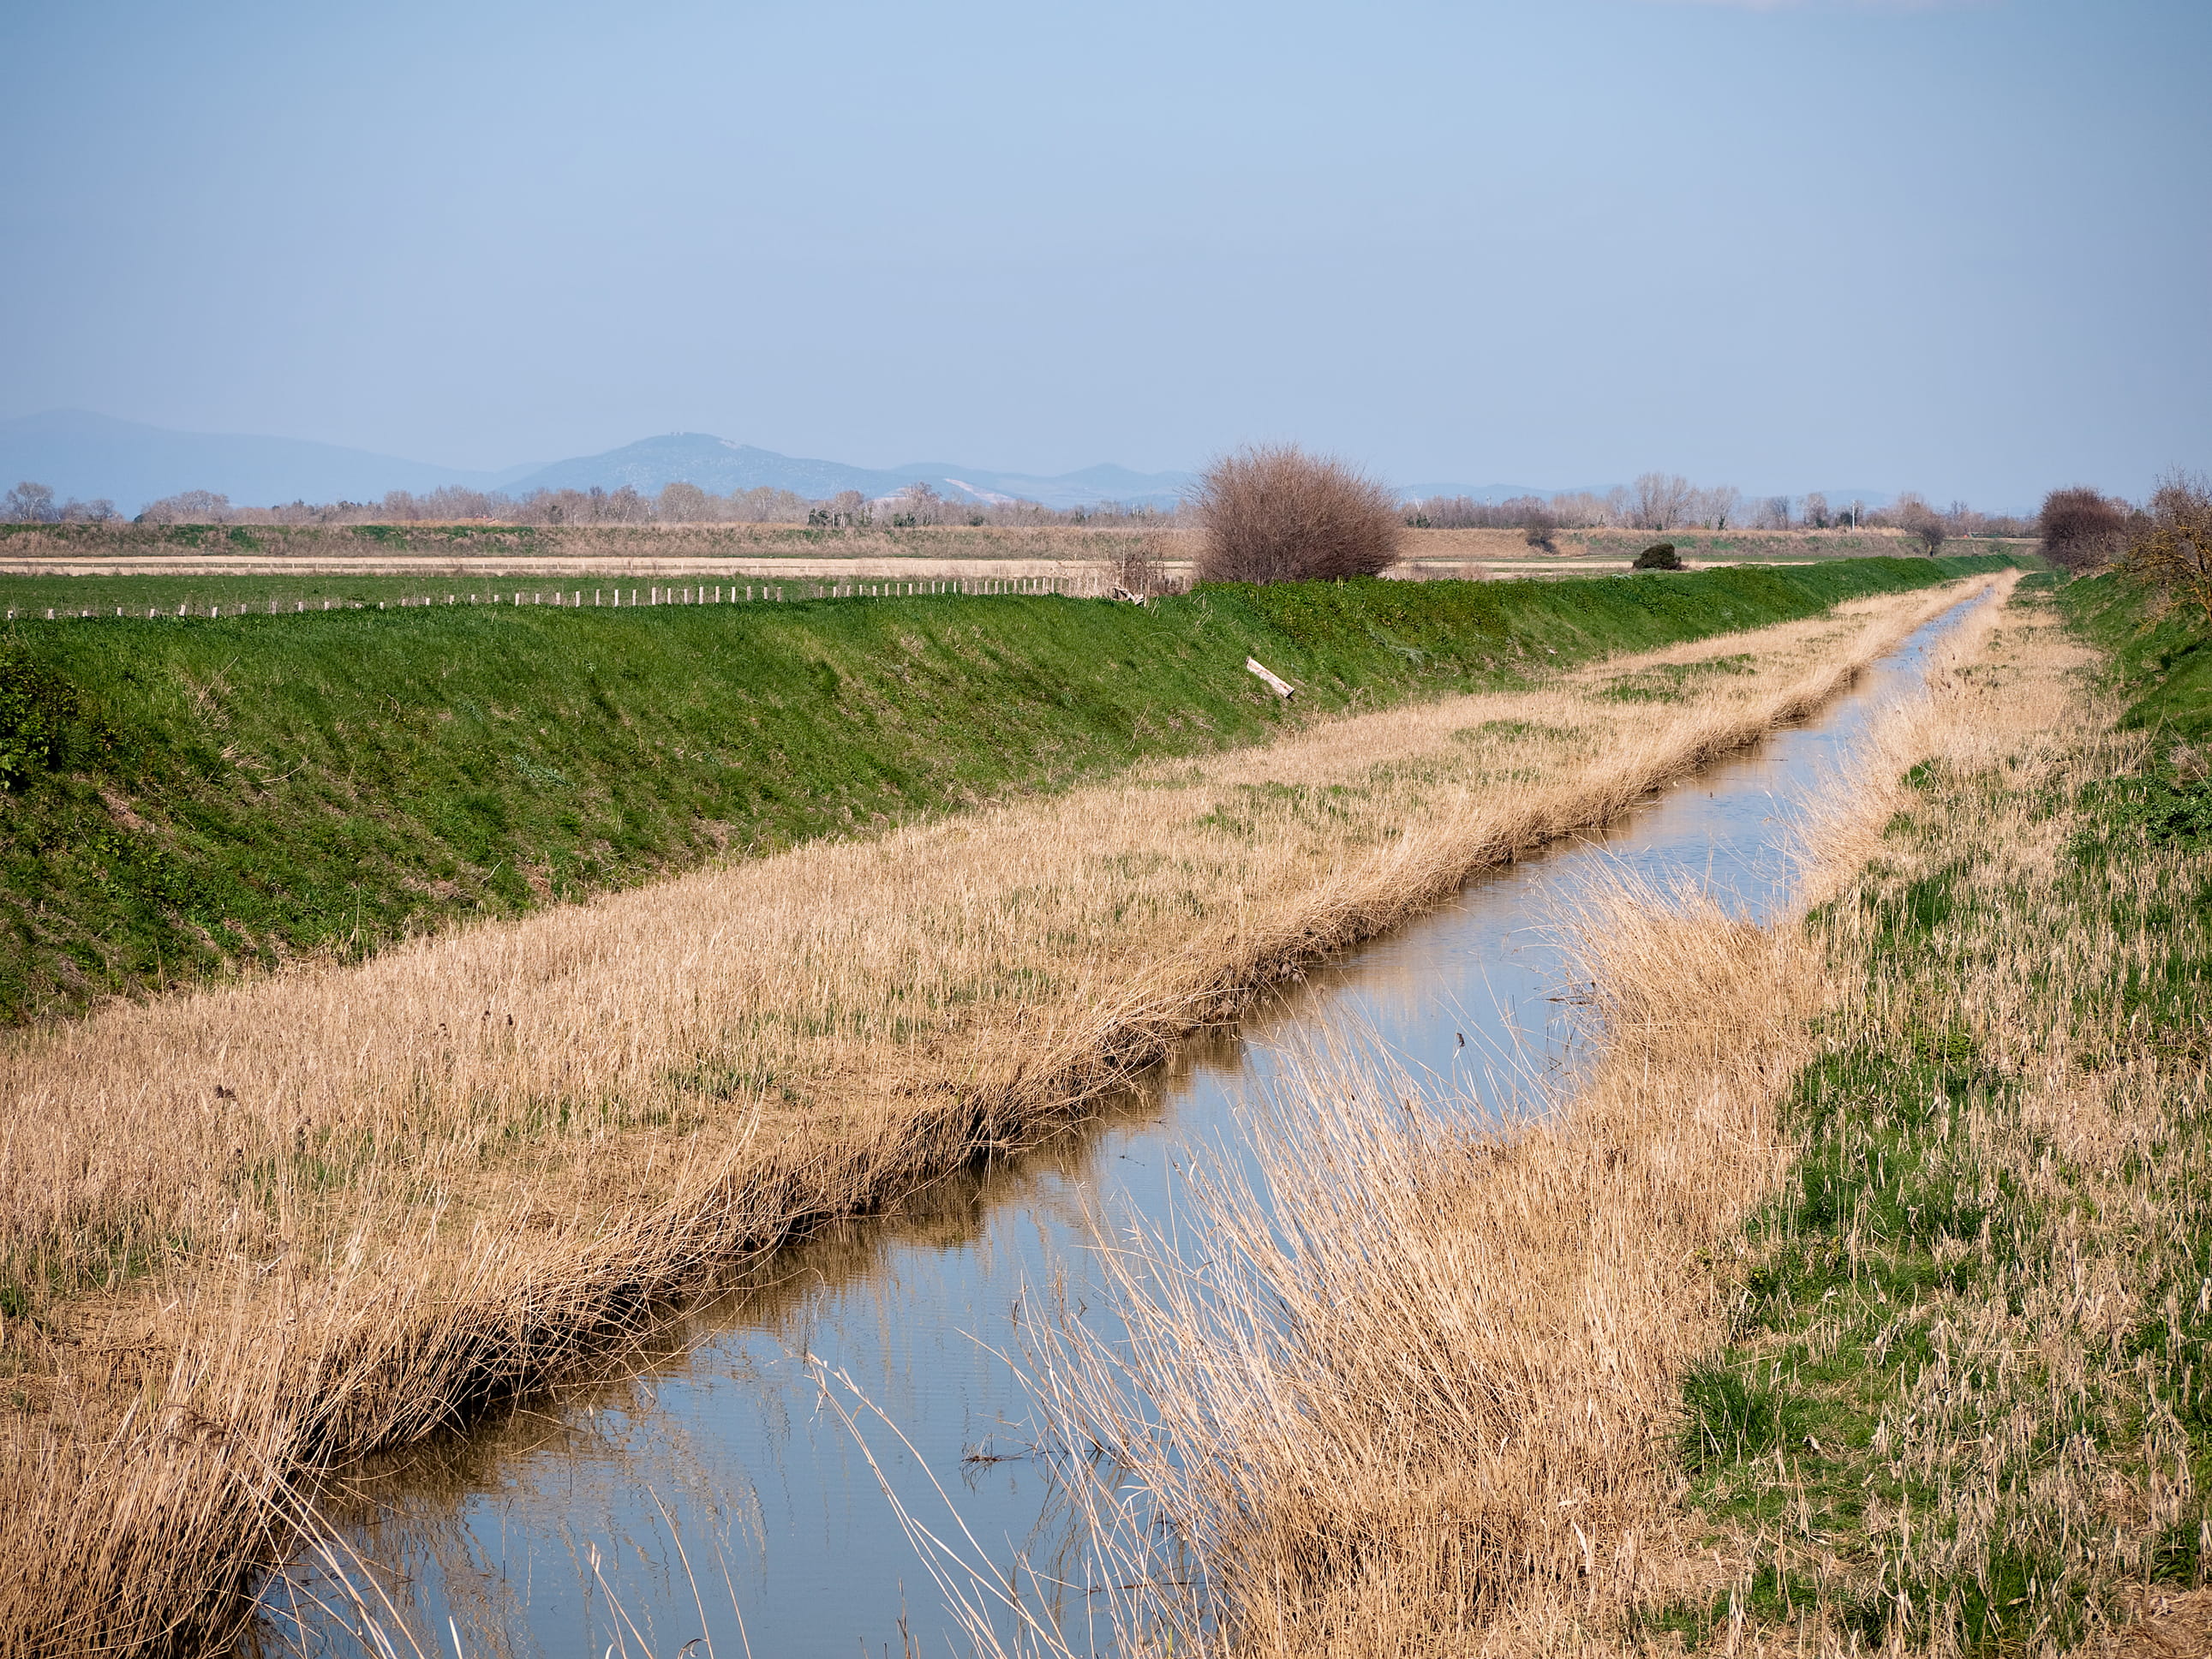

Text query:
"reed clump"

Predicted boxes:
[[1041, 888, 1826, 1657], [0, 579, 1991, 1653]]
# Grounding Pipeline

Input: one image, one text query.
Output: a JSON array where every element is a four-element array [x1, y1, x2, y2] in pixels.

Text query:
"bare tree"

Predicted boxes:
[[1887, 492, 1946, 555], [1801, 492, 1830, 530], [1193, 444, 1401, 584], [890, 481, 943, 525], [2125, 471, 2212, 613], [728, 486, 810, 523], [1629, 472, 1695, 531], [3, 482, 57, 523], [1697, 484, 1742, 530], [657, 481, 713, 523], [1403, 494, 1581, 536], [804, 489, 871, 530], [1754, 496, 1792, 530]]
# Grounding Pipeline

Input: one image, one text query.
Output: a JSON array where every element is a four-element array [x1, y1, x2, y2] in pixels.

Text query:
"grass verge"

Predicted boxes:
[[1653, 577, 2212, 1655]]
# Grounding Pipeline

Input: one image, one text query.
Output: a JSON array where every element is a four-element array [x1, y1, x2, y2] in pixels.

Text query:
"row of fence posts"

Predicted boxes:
[[5, 572, 1108, 620]]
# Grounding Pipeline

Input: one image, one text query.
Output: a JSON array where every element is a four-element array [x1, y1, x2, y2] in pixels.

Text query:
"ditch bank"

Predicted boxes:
[[0, 555, 2018, 1021]]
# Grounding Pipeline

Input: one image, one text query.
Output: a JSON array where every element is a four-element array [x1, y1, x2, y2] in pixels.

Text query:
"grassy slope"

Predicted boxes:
[[1657, 576, 2212, 1652], [0, 555, 2011, 1022], [2063, 565, 2212, 745]]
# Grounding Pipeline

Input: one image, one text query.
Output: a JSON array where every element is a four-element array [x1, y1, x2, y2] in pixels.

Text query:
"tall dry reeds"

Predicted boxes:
[[1017, 582, 2022, 1657], [0, 578, 1994, 1653], [1192, 446, 1402, 584], [1031, 889, 1821, 1657]]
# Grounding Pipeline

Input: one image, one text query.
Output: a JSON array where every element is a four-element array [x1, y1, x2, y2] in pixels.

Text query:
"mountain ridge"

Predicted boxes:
[[0, 410, 534, 515], [1, 409, 1891, 519], [499, 434, 1197, 511], [0, 412, 1213, 515]]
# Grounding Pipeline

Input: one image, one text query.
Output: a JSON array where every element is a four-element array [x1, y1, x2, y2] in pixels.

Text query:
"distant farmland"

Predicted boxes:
[[0, 518, 1999, 588]]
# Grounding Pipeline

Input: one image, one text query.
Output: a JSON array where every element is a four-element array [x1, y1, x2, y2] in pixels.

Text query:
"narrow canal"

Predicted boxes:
[[254, 597, 1980, 1659]]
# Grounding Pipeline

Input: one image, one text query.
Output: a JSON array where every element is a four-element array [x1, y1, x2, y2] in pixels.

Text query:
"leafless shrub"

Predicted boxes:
[[2040, 485, 2135, 574], [2127, 470, 2212, 614], [1097, 533, 1180, 600], [1193, 444, 1401, 584], [1629, 472, 1696, 531]]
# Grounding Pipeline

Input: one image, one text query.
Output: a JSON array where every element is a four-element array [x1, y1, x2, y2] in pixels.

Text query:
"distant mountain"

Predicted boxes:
[[505, 433, 1193, 511], [1, 410, 1893, 523], [0, 410, 535, 515]]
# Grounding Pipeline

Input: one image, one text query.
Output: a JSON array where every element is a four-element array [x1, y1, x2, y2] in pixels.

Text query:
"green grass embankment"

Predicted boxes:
[[0, 555, 2012, 1022], [1651, 576, 2212, 1653], [2064, 565, 2212, 746]]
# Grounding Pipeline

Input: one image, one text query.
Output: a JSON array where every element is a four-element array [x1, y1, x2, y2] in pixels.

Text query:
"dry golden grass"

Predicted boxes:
[[0, 578, 1991, 1654], [1021, 584, 2030, 1658], [1028, 890, 1824, 1657]]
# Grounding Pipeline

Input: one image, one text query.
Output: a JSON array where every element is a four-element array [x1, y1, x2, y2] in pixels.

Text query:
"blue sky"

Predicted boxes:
[[3, 0, 2204, 506]]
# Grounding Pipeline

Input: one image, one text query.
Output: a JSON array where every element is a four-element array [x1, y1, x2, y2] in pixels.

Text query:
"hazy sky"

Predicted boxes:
[[3, 0, 2205, 506]]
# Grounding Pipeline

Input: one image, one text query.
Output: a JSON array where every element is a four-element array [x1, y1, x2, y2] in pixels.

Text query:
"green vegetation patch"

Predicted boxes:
[[0, 555, 2014, 1023], [1597, 652, 1757, 703], [2063, 566, 2212, 747], [1654, 586, 2212, 1653]]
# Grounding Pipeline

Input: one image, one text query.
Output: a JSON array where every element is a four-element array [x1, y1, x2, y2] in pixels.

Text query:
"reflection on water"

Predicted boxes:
[[255, 603, 1973, 1659]]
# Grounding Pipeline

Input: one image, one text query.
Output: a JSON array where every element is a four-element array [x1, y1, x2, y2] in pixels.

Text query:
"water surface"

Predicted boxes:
[[257, 602, 1972, 1659]]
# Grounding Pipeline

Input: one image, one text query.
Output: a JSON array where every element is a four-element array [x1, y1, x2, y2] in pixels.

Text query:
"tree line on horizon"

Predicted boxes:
[[2, 469, 2040, 543], [1181, 448, 2211, 595], [0, 477, 1175, 532], [1402, 474, 2037, 551]]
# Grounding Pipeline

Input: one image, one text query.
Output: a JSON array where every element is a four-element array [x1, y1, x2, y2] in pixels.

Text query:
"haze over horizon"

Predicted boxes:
[[3, 0, 2206, 510]]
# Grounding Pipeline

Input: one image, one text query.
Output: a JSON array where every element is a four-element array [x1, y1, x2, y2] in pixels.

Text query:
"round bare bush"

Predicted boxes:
[[2039, 485, 2133, 574], [1192, 444, 1401, 584]]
